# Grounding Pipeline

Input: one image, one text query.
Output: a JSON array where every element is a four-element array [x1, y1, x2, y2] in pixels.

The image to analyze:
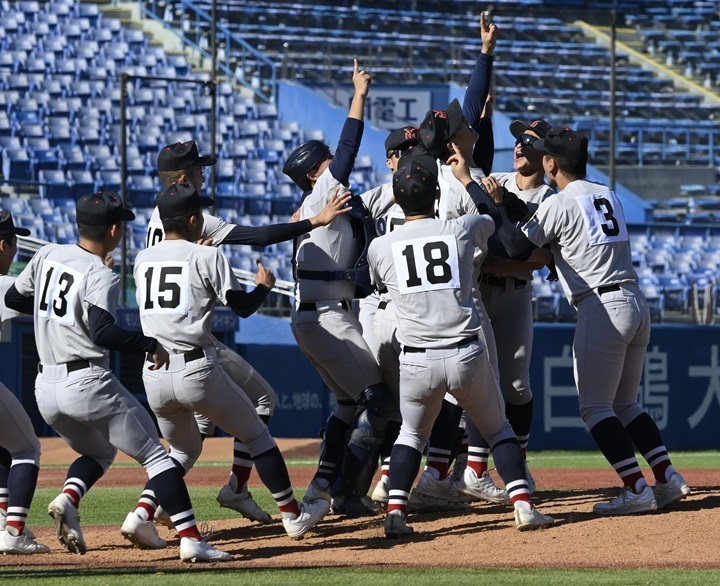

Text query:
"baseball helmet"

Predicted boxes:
[[282, 140, 331, 191]]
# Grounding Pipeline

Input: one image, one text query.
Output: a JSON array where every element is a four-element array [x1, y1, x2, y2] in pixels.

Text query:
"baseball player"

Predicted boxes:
[[464, 118, 557, 494], [282, 60, 395, 519], [4, 193, 231, 561], [358, 128, 477, 513], [134, 182, 328, 540], [452, 129, 691, 514], [368, 147, 554, 537], [0, 211, 49, 555], [148, 140, 349, 525], [355, 127, 413, 509], [401, 15, 517, 508]]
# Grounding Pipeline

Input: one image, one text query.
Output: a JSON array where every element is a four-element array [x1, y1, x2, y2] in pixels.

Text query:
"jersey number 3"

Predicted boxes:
[[392, 235, 460, 294], [578, 191, 628, 246], [138, 262, 189, 316]]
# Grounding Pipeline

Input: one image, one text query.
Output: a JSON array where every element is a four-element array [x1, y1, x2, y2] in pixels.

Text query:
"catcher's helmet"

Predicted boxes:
[[282, 140, 331, 191]]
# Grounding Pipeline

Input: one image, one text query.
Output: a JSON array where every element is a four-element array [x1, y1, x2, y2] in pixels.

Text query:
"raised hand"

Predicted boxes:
[[448, 143, 472, 186], [352, 59, 371, 97], [480, 12, 499, 55]]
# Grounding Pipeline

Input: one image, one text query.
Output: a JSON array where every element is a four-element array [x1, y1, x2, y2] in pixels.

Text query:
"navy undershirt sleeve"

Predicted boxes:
[[88, 305, 158, 353], [465, 182, 536, 259], [462, 53, 494, 172], [4, 284, 34, 315], [221, 220, 312, 246], [225, 285, 271, 318], [328, 117, 364, 186]]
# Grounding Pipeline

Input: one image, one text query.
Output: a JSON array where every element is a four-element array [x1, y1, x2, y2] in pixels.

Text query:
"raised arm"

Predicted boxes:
[[329, 60, 372, 186]]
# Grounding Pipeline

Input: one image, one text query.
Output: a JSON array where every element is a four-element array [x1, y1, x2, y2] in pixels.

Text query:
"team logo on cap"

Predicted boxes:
[[433, 110, 447, 119], [405, 128, 417, 140]]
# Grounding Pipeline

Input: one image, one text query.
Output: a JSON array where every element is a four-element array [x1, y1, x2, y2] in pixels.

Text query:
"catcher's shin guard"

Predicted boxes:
[[338, 408, 387, 497]]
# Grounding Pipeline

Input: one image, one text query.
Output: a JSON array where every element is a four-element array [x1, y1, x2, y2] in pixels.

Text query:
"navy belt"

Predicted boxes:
[[146, 348, 205, 364], [298, 301, 350, 312], [404, 335, 478, 354], [38, 359, 90, 373], [480, 274, 528, 289], [598, 284, 621, 295], [378, 300, 388, 310]]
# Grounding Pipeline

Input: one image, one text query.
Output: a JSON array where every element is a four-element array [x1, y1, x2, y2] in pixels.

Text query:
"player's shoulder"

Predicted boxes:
[[490, 172, 515, 185]]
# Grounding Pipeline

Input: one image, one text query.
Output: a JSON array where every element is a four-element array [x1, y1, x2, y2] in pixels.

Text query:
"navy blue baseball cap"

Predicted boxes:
[[509, 119, 552, 139], [417, 99, 465, 158], [76, 192, 135, 226], [156, 182, 214, 219], [532, 127, 588, 160], [157, 140, 217, 172], [385, 126, 419, 155], [393, 146, 439, 212], [0, 210, 30, 236]]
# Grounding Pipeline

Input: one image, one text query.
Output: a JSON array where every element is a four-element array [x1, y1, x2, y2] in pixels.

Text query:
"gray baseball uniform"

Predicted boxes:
[[436, 162, 499, 380], [368, 214, 515, 451], [134, 240, 276, 471], [292, 165, 383, 412], [146, 208, 234, 249], [145, 209, 275, 432], [479, 172, 554, 409], [520, 179, 648, 428], [12, 244, 175, 476], [0, 275, 40, 468], [358, 181, 404, 395]]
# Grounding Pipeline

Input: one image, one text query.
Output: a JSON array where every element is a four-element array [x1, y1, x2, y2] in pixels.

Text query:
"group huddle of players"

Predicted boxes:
[[0, 16, 691, 561]]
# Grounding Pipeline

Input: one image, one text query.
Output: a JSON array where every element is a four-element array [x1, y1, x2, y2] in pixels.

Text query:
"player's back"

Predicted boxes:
[[369, 215, 493, 348], [527, 179, 637, 304], [135, 239, 235, 353], [146, 207, 233, 248], [16, 244, 115, 366]]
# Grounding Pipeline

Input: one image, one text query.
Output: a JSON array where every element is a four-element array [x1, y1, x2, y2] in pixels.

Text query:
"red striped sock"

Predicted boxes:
[[63, 488, 81, 509]]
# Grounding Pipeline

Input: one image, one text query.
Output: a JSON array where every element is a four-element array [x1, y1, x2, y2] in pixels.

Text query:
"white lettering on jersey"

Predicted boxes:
[[146, 221, 164, 249], [37, 260, 84, 326], [576, 191, 628, 246], [137, 261, 190, 316], [392, 234, 460, 294]]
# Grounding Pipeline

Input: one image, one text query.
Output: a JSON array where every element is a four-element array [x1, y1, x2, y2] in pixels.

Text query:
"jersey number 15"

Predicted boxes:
[[138, 262, 189, 315]]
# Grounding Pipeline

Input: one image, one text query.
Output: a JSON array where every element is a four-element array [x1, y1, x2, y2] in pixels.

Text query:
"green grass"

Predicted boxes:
[[26, 486, 286, 528], [523, 450, 720, 469], [39, 451, 720, 470], [2, 567, 720, 585]]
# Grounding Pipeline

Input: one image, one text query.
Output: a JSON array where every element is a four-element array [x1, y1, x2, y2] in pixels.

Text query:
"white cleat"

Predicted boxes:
[[653, 472, 691, 509], [514, 506, 555, 531], [457, 468, 511, 505], [48, 493, 86, 555], [121, 512, 167, 549], [0, 529, 50, 554], [179, 537, 232, 562], [413, 469, 471, 503], [153, 505, 174, 529], [303, 478, 332, 504], [217, 484, 272, 524], [282, 499, 330, 540], [371, 479, 389, 506], [593, 485, 657, 516]]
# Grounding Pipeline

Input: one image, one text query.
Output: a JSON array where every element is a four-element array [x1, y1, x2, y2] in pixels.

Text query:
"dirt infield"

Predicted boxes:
[[6, 438, 719, 570]]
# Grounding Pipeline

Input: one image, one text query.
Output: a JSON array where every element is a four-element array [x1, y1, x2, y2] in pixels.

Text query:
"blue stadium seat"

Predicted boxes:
[[38, 169, 72, 199]]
